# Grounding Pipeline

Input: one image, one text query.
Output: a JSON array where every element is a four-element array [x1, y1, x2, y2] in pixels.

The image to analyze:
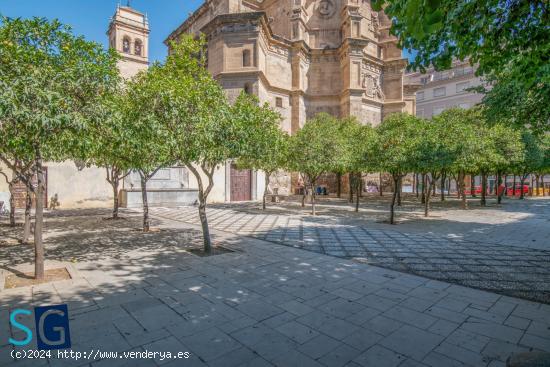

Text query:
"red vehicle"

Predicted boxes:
[[464, 185, 485, 195], [505, 184, 529, 196]]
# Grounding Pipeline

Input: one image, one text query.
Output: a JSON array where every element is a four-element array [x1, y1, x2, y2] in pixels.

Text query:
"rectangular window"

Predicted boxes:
[[416, 91, 424, 101], [456, 81, 470, 93], [275, 97, 283, 108], [433, 87, 446, 97], [352, 21, 360, 37]]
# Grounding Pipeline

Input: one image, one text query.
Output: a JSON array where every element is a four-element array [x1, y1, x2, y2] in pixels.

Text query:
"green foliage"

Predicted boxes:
[[482, 68, 550, 135], [234, 93, 288, 174], [413, 117, 451, 175], [489, 124, 525, 175], [371, 0, 549, 134], [288, 113, 344, 184], [372, 113, 422, 176], [372, 0, 549, 83], [514, 130, 545, 176], [118, 65, 174, 175], [432, 108, 482, 174], [540, 135, 550, 174], [334, 117, 377, 174], [159, 36, 234, 170], [0, 15, 120, 277], [0, 16, 120, 165]]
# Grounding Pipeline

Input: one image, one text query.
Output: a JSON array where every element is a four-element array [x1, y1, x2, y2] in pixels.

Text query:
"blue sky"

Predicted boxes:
[[0, 0, 204, 62], [1, 1, 412, 62]]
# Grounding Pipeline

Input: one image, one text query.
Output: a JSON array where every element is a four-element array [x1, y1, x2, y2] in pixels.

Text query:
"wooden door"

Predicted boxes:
[[230, 164, 251, 202], [13, 167, 48, 209]]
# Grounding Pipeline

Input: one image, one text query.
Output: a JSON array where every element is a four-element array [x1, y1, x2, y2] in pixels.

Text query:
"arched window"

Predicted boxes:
[[122, 37, 130, 54], [134, 39, 142, 56], [244, 83, 252, 94], [242, 49, 251, 67]]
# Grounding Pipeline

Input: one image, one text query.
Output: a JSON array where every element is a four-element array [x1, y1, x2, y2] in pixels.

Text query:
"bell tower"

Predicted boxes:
[[107, 3, 150, 79]]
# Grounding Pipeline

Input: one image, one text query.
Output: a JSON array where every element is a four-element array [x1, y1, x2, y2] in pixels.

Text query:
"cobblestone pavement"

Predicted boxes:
[[1, 211, 550, 367], [149, 199, 550, 304]]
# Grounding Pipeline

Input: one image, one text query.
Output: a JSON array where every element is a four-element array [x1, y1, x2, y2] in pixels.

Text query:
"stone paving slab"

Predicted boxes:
[[149, 203, 550, 303], [1, 210, 550, 367]]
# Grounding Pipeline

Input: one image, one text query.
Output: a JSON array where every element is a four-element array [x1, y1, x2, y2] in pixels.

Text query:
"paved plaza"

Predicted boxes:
[[149, 197, 550, 303], [1, 209, 550, 367]]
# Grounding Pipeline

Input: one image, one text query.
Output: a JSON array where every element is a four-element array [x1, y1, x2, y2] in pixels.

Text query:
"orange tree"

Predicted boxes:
[[0, 16, 119, 279]]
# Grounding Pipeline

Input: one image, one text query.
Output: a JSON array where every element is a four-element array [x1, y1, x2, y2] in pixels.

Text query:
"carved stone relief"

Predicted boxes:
[[317, 0, 336, 19], [362, 73, 384, 100], [369, 12, 379, 33]]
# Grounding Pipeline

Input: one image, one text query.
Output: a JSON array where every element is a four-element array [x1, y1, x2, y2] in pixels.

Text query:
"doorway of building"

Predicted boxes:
[[12, 167, 48, 208], [230, 163, 251, 202]]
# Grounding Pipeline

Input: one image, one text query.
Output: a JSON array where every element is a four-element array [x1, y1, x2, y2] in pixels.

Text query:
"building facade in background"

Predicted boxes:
[[166, 0, 419, 194], [406, 59, 484, 119], [167, 0, 418, 133]]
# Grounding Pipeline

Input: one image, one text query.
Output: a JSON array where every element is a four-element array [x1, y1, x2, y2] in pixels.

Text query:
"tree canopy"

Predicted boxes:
[[0, 16, 119, 278]]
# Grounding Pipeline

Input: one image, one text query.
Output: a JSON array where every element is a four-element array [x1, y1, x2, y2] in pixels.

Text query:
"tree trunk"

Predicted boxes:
[[23, 188, 32, 243], [459, 171, 468, 209], [471, 175, 476, 197], [379, 172, 383, 196], [262, 172, 270, 210], [519, 175, 527, 200], [536, 175, 540, 196], [480, 173, 487, 206], [186, 164, 214, 253], [336, 172, 341, 198], [504, 175, 508, 196], [198, 198, 211, 253], [440, 172, 446, 201], [420, 173, 426, 204], [397, 176, 402, 206], [415, 173, 420, 198], [497, 172, 504, 204], [301, 190, 306, 207], [424, 176, 432, 217], [111, 177, 120, 219], [355, 176, 361, 212], [541, 175, 546, 196], [349, 174, 354, 203], [34, 153, 45, 280], [513, 175, 517, 196], [412, 174, 416, 195], [311, 183, 316, 215], [390, 175, 398, 224], [8, 182, 16, 226], [139, 173, 150, 232], [530, 175, 534, 196]]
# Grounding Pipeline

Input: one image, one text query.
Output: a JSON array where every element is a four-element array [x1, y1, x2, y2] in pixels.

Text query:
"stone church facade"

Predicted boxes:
[[166, 0, 417, 135], [166, 0, 417, 195]]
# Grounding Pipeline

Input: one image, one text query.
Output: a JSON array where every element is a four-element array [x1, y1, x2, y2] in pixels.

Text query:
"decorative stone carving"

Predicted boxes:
[[370, 12, 379, 33], [362, 73, 385, 100], [317, 0, 336, 19]]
